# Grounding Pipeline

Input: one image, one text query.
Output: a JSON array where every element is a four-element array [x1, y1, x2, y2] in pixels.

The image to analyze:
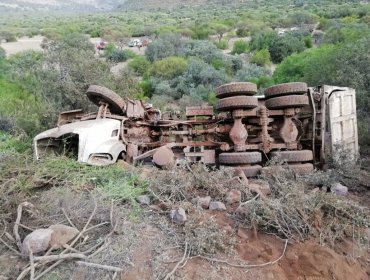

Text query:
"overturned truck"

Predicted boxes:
[[34, 82, 358, 176]]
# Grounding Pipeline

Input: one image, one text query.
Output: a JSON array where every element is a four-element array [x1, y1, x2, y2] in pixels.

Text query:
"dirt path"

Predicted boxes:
[[0, 36, 44, 56]]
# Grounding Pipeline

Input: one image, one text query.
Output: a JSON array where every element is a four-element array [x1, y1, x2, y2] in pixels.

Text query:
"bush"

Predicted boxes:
[[236, 28, 249, 37], [107, 49, 128, 63], [150, 56, 188, 79], [268, 34, 306, 63], [236, 63, 271, 83], [128, 56, 151, 75], [214, 40, 228, 50], [232, 40, 249, 54], [250, 49, 271, 66]]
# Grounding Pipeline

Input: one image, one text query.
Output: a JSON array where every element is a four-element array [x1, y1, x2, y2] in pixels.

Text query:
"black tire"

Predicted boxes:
[[86, 85, 126, 115], [216, 82, 257, 99], [216, 96, 258, 111], [265, 95, 309, 109], [270, 150, 313, 162], [219, 152, 262, 165], [264, 82, 308, 99], [288, 163, 314, 175]]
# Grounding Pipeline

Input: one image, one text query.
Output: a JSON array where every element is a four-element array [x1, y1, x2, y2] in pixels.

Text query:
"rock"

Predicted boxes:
[[48, 224, 79, 249], [331, 183, 348, 196], [225, 189, 241, 205], [21, 228, 53, 255], [249, 181, 271, 196], [136, 195, 151, 205], [209, 201, 226, 211], [116, 160, 132, 170], [194, 196, 211, 209], [170, 208, 187, 224]]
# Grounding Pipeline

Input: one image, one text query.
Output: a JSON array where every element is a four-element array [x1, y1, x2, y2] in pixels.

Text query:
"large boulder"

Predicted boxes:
[[48, 224, 79, 249], [21, 229, 53, 255]]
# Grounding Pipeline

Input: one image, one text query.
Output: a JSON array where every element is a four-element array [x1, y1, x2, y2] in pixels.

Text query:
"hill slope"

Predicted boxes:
[[0, 0, 124, 12]]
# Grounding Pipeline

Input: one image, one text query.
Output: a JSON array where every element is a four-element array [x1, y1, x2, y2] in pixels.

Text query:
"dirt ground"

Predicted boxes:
[[1, 168, 369, 280], [0, 36, 146, 57]]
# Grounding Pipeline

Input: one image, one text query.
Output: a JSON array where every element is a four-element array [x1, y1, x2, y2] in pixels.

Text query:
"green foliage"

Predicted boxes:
[[0, 132, 30, 153], [236, 27, 249, 37], [211, 23, 230, 42], [107, 48, 129, 63], [150, 56, 188, 79], [145, 33, 223, 64], [304, 36, 313, 48], [249, 31, 277, 51], [268, 33, 306, 63], [210, 58, 225, 70], [236, 63, 271, 83], [0, 79, 45, 136], [128, 56, 151, 75], [214, 40, 228, 50], [232, 40, 249, 54], [250, 49, 271, 66]]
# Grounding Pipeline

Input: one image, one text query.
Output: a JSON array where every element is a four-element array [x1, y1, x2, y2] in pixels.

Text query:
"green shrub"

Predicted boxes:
[[232, 40, 249, 54], [107, 48, 128, 63], [304, 36, 313, 48], [150, 56, 188, 79], [123, 49, 137, 59], [236, 28, 249, 37], [214, 40, 228, 50], [210, 58, 225, 70], [128, 56, 151, 75], [250, 49, 271, 66]]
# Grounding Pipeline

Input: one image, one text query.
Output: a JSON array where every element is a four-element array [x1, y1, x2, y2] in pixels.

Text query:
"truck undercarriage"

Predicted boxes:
[[34, 82, 358, 176]]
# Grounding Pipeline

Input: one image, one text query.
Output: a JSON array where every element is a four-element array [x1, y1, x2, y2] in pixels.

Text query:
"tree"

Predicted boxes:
[[250, 49, 271, 66], [150, 56, 188, 79], [268, 34, 306, 63], [212, 23, 230, 42]]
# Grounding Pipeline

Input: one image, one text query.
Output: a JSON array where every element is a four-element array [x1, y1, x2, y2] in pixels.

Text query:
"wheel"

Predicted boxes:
[[216, 96, 258, 111], [264, 82, 307, 99], [237, 164, 262, 177], [265, 95, 309, 109], [270, 150, 313, 162], [86, 85, 126, 115], [219, 152, 262, 165], [215, 82, 257, 99], [287, 163, 314, 175]]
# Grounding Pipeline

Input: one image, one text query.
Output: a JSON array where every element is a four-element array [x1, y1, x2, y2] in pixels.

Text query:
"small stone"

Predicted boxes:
[[48, 224, 79, 249], [225, 189, 241, 205], [331, 183, 348, 196], [21, 228, 53, 255], [209, 201, 226, 211], [136, 195, 151, 205], [170, 208, 187, 224], [116, 160, 132, 170], [196, 196, 211, 209], [249, 182, 271, 196]]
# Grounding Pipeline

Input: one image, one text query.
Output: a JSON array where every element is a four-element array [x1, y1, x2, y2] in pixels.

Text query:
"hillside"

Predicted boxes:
[[119, 0, 252, 10], [0, 0, 124, 12]]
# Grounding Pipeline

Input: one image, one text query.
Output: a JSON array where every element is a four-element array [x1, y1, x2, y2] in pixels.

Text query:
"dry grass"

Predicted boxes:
[[236, 162, 370, 247]]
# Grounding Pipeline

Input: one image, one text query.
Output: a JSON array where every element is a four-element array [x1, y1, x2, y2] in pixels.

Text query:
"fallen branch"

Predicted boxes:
[[34, 253, 86, 262], [13, 202, 34, 250], [62, 208, 77, 229], [76, 261, 123, 272], [164, 242, 188, 280]]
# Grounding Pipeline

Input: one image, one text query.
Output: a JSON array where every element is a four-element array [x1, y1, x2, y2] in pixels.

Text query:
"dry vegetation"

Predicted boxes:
[[0, 148, 370, 279]]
